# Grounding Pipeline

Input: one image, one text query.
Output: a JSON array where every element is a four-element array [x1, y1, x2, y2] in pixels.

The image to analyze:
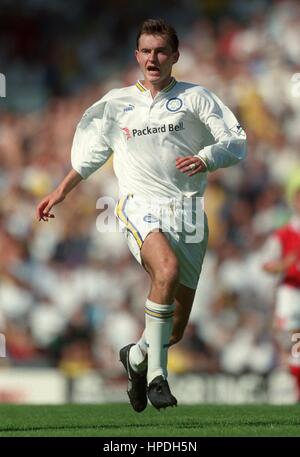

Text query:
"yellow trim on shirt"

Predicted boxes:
[[135, 78, 177, 93], [163, 78, 177, 93], [135, 81, 147, 92]]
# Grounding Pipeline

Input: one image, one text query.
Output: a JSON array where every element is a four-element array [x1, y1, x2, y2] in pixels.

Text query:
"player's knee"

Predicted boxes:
[[154, 258, 179, 290]]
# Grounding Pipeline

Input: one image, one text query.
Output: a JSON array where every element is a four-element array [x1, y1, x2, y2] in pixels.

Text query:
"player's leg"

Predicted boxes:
[[128, 245, 187, 375], [120, 230, 178, 411], [169, 214, 208, 346], [131, 215, 207, 409], [119, 341, 148, 412], [117, 195, 179, 410], [130, 230, 180, 372], [170, 283, 196, 346], [140, 231, 179, 409], [141, 230, 180, 304], [128, 283, 196, 387], [141, 231, 179, 382]]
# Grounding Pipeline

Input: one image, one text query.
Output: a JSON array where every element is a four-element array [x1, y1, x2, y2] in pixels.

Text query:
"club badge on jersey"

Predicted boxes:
[[166, 97, 183, 112]]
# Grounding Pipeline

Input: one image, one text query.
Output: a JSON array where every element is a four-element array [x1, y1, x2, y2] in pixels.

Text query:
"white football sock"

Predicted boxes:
[[129, 331, 148, 373], [144, 299, 175, 384]]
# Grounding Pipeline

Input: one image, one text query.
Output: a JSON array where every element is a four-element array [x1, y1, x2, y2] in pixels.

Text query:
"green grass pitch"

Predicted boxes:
[[0, 404, 300, 437]]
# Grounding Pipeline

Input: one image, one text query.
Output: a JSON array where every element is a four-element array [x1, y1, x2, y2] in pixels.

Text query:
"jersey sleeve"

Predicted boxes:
[[71, 98, 113, 179], [194, 89, 247, 172]]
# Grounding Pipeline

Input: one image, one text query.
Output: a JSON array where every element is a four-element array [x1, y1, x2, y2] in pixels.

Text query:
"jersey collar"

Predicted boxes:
[[135, 78, 177, 94]]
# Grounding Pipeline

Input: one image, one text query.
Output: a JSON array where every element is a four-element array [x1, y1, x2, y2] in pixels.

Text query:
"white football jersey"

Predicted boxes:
[[71, 79, 247, 199]]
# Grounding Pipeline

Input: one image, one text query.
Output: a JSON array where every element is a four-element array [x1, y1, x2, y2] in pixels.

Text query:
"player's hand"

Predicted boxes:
[[175, 156, 207, 176], [36, 190, 65, 222], [263, 252, 299, 274]]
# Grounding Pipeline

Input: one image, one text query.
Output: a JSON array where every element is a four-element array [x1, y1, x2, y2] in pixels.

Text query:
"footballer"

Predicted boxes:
[[36, 19, 247, 411]]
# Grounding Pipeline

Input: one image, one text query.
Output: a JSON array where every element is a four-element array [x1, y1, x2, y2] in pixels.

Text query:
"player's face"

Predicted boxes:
[[135, 34, 179, 87]]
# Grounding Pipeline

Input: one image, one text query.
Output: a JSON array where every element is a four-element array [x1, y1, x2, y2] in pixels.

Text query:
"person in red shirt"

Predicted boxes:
[[263, 185, 300, 402]]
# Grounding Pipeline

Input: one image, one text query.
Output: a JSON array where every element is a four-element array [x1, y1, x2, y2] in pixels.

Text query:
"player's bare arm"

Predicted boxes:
[[36, 168, 83, 222], [175, 155, 207, 176], [262, 252, 299, 274]]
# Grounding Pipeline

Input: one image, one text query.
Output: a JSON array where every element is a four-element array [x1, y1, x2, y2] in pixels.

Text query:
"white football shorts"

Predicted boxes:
[[115, 194, 208, 290], [275, 285, 300, 331]]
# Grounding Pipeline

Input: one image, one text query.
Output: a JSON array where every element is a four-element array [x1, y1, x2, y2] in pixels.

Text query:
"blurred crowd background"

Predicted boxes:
[[1, 0, 300, 394]]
